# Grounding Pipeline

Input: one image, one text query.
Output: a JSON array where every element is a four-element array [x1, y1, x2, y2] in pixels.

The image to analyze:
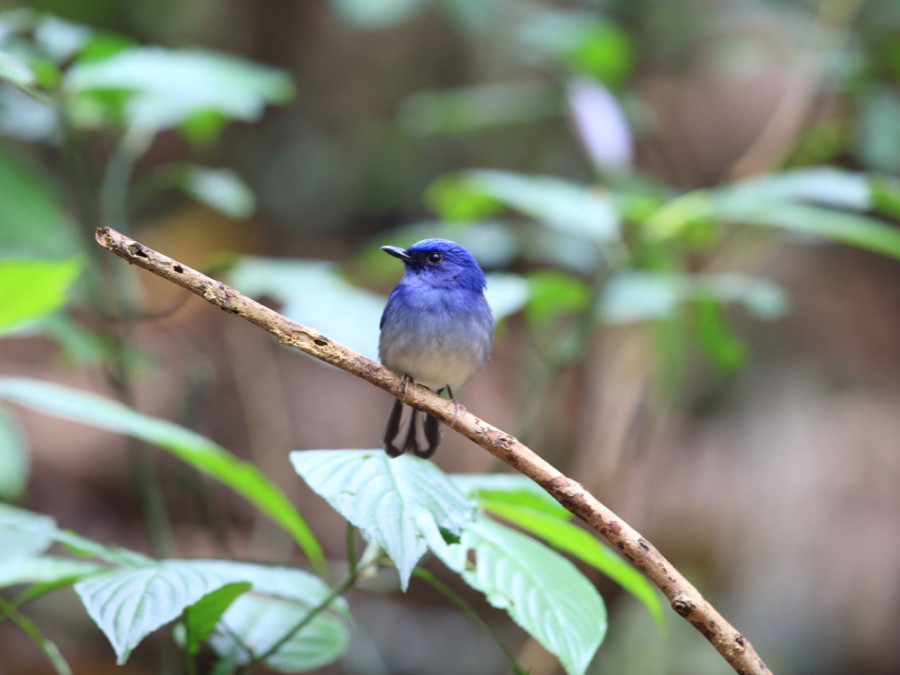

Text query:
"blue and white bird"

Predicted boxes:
[[379, 238, 493, 458]]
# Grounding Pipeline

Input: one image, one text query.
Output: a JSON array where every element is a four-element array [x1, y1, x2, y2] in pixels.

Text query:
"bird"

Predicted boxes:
[[378, 238, 493, 458]]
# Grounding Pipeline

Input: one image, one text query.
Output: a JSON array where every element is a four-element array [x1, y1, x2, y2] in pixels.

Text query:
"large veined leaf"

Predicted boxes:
[[290, 450, 476, 589], [480, 499, 663, 627], [430, 516, 607, 675], [65, 47, 294, 133], [0, 378, 324, 573], [74, 560, 248, 664], [0, 257, 83, 335], [200, 562, 350, 672]]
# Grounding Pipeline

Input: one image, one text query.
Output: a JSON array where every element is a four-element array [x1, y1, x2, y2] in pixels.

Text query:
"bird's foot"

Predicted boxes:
[[401, 374, 412, 403]]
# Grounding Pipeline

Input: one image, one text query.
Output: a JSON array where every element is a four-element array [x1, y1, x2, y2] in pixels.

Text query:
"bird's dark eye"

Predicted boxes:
[[427, 252, 443, 264]]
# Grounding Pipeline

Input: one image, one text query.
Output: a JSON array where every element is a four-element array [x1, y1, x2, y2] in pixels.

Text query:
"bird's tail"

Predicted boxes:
[[383, 396, 442, 458]]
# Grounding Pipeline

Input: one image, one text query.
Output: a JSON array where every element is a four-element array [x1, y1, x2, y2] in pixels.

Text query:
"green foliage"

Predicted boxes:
[[398, 81, 558, 136], [0, 149, 79, 258], [435, 170, 621, 242], [176, 165, 256, 219], [183, 582, 253, 656], [0, 258, 82, 335], [0, 378, 325, 574], [64, 47, 294, 136], [0, 406, 27, 500]]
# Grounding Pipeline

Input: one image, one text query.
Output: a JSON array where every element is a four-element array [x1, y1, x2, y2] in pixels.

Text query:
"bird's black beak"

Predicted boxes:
[[381, 245, 412, 262]]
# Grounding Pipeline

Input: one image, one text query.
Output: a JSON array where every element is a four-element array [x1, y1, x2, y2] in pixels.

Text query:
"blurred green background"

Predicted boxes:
[[1, 0, 900, 673]]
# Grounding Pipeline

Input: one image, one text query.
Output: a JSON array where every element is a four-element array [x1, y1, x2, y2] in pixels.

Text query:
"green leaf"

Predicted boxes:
[[65, 47, 294, 133], [178, 165, 255, 219], [0, 378, 325, 574], [290, 450, 476, 590], [201, 562, 350, 671], [0, 503, 55, 561], [74, 561, 248, 664], [483, 273, 529, 323], [600, 272, 788, 323], [0, 51, 37, 90], [433, 516, 607, 675], [228, 257, 386, 360], [855, 86, 900, 173], [457, 170, 620, 242], [734, 202, 900, 260], [717, 168, 872, 213], [183, 582, 252, 655], [692, 297, 747, 373], [0, 555, 104, 588], [518, 11, 634, 86], [193, 561, 348, 617], [449, 473, 570, 519], [870, 175, 900, 220], [0, 405, 28, 499], [525, 271, 592, 325], [0, 258, 83, 335], [0, 148, 79, 258], [479, 499, 664, 628], [426, 174, 506, 222]]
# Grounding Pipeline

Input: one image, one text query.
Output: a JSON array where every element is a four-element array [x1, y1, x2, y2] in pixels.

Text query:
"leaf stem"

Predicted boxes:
[[412, 567, 528, 675], [238, 541, 381, 674], [0, 595, 72, 675]]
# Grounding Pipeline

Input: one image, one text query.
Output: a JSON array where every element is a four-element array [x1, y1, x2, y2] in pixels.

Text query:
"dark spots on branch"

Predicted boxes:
[[172, 264, 183, 273], [314, 338, 329, 347], [127, 243, 148, 258]]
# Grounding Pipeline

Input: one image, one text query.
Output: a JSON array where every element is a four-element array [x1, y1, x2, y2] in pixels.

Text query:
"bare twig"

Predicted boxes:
[[95, 226, 772, 675]]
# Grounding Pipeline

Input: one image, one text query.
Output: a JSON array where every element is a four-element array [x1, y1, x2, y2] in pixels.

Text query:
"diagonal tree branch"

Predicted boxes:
[[95, 226, 771, 675]]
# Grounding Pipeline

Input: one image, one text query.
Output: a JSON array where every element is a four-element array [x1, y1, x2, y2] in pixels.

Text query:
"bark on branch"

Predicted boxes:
[[95, 226, 771, 675]]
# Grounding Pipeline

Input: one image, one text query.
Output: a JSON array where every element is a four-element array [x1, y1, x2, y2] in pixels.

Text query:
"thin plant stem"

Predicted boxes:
[[0, 595, 72, 675], [412, 567, 528, 675]]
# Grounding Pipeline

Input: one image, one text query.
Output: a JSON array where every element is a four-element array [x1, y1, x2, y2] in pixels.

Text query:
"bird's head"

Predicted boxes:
[[381, 238, 486, 291]]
